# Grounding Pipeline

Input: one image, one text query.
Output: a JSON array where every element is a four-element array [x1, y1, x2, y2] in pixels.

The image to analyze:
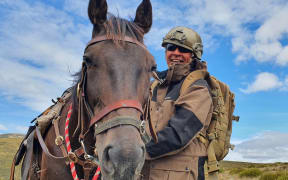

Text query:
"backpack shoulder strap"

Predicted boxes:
[[150, 80, 159, 92], [180, 69, 209, 95]]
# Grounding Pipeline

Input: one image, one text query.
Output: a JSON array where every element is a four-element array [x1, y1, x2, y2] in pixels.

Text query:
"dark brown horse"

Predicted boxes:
[[12, 0, 156, 179]]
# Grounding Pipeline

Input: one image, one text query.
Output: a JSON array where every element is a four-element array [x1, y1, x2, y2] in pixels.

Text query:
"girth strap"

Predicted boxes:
[[94, 116, 151, 144]]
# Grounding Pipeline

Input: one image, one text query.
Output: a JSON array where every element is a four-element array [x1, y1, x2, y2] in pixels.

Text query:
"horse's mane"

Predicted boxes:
[[71, 14, 144, 111]]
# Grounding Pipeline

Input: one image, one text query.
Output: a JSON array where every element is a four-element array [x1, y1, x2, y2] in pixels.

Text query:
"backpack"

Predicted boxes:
[[151, 69, 239, 178], [180, 69, 239, 177]]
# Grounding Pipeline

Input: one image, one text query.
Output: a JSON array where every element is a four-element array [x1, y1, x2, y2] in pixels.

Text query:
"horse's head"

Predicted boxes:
[[75, 0, 155, 179]]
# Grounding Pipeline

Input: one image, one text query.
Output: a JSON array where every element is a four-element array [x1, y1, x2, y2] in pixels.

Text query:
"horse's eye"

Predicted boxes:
[[83, 56, 96, 67], [83, 56, 91, 63]]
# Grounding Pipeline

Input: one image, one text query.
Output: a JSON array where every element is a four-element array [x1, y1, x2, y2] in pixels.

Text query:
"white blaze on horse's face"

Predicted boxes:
[[85, 0, 154, 179]]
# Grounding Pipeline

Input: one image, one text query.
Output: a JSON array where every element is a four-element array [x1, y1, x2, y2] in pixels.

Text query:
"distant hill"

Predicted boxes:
[[0, 133, 24, 138]]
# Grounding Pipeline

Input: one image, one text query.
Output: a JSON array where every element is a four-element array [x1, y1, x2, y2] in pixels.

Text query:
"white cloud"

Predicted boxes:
[[225, 131, 288, 163], [240, 72, 284, 94], [282, 76, 288, 91], [277, 46, 288, 66], [182, 0, 288, 66], [63, 0, 88, 17], [0, 124, 8, 131], [0, 1, 89, 111], [255, 7, 288, 43], [247, 6, 288, 66]]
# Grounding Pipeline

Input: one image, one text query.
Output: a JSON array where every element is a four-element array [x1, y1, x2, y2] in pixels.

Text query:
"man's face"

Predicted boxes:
[[165, 43, 192, 67]]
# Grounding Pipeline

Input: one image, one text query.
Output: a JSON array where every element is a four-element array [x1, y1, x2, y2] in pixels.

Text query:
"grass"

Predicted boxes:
[[260, 171, 288, 180], [229, 167, 245, 175], [220, 161, 288, 179], [239, 168, 262, 178], [0, 137, 23, 180]]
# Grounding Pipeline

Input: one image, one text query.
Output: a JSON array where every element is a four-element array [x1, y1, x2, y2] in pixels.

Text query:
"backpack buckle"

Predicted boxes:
[[208, 132, 218, 140], [229, 144, 235, 150]]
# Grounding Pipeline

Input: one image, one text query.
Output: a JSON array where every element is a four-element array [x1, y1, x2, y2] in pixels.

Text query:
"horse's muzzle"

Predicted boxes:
[[100, 126, 145, 180]]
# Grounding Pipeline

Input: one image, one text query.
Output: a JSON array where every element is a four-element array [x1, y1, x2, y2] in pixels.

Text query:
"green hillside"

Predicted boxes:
[[0, 136, 23, 180]]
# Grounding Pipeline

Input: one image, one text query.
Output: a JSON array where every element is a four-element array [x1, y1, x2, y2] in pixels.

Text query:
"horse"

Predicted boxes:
[[10, 0, 156, 179]]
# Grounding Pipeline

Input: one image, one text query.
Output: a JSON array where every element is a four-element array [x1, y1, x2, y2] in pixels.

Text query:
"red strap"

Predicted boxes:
[[92, 166, 101, 180], [66, 104, 101, 180], [89, 100, 143, 128], [65, 104, 80, 180]]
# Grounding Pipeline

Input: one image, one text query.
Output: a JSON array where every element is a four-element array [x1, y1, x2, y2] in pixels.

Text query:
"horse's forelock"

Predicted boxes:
[[95, 15, 144, 44]]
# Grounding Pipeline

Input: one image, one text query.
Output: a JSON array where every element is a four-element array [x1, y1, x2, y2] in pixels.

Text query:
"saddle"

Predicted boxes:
[[10, 88, 72, 180]]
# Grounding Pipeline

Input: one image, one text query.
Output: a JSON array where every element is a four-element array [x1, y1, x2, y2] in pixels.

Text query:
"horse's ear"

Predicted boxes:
[[134, 0, 152, 34], [88, 0, 107, 25]]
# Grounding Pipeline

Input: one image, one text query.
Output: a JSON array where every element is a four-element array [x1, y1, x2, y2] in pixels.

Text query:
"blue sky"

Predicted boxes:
[[0, 0, 288, 163]]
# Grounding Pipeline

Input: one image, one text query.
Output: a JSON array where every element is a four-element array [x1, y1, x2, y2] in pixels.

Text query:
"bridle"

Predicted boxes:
[[33, 35, 157, 180], [73, 35, 155, 165]]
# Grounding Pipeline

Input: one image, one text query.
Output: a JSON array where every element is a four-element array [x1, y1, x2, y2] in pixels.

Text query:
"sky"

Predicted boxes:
[[0, 0, 288, 163]]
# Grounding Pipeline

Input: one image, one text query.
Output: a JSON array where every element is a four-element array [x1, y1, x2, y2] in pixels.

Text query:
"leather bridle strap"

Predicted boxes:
[[85, 35, 147, 51], [94, 116, 151, 144], [35, 126, 68, 161], [89, 99, 143, 128]]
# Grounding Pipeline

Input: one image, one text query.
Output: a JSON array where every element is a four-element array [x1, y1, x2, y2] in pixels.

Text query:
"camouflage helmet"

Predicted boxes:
[[162, 26, 203, 59]]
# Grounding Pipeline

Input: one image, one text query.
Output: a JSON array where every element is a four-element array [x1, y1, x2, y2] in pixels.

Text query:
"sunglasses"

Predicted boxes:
[[166, 44, 192, 53]]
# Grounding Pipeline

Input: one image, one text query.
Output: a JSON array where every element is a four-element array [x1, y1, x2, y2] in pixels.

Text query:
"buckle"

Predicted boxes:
[[55, 136, 64, 146], [68, 152, 78, 163], [140, 121, 146, 135]]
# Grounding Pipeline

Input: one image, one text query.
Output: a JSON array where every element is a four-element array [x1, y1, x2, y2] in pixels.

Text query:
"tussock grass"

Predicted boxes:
[[218, 167, 225, 173], [229, 167, 245, 175], [260, 171, 288, 180], [239, 168, 262, 178], [278, 176, 288, 180]]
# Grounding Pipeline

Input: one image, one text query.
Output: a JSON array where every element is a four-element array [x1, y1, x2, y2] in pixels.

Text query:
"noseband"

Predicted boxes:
[[75, 35, 152, 162]]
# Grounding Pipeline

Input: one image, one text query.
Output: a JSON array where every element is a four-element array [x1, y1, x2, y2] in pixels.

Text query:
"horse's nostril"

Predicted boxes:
[[104, 146, 112, 161], [102, 145, 114, 175], [104, 145, 114, 162]]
